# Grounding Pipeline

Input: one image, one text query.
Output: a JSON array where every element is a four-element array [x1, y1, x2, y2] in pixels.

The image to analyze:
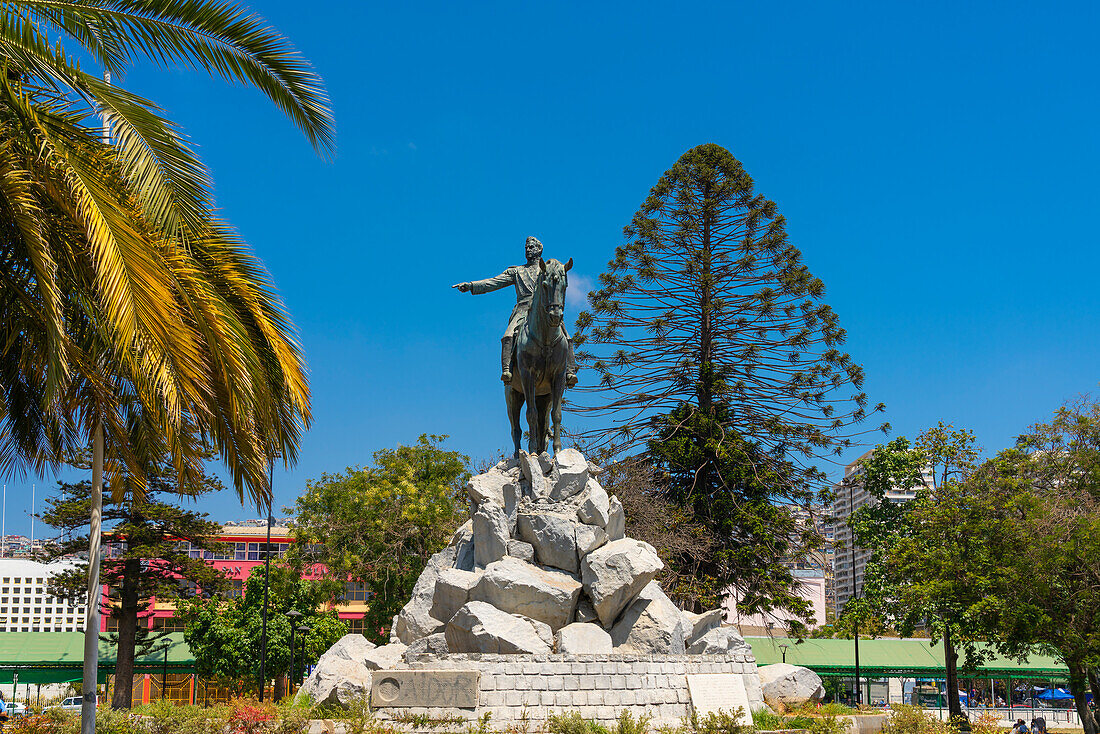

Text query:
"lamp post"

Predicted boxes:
[[258, 459, 275, 702], [779, 644, 790, 664], [296, 625, 311, 687], [286, 610, 303, 695], [160, 642, 170, 701]]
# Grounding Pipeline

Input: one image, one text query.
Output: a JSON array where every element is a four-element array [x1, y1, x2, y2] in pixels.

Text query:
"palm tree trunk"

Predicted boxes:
[[81, 422, 103, 734]]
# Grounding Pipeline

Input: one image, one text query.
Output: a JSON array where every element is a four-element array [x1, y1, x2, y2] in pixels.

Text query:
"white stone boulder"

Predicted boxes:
[[393, 546, 455, 643], [574, 524, 608, 560], [298, 634, 376, 706], [467, 469, 519, 514], [362, 642, 407, 670], [577, 480, 610, 528], [404, 632, 449, 659], [574, 596, 599, 624], [430, 567, 481, 627], [473, 556, 581, 630], [758, 663, 826, 707], [473, 500, 510, 566], [297, 656, 371, 707], [580, 538, 663, 626], [445, 601, 552, 655], [555, 622, 613, 654], [610, 581, 688, 654], [316, 633, 376, 664], [550, 448, 589, 500], [517, 511, 580, 572], [687, 626, 750, 655], [683, 608, 725, 646], [519, 452, 550, 499], [607, 496, 625, 540], [507, 539, 535, 562]]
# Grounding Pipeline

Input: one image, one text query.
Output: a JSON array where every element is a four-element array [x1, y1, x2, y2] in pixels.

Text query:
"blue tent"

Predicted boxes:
[[1035, 688, 1074, 701]]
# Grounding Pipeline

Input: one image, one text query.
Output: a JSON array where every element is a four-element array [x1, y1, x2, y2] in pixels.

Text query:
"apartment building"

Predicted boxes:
[[0, 558, 86, 632], [831, 451, 931, 614]]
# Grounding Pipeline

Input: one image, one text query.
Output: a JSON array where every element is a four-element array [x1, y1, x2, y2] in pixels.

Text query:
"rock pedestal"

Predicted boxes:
[[301, 449, 763, 727]]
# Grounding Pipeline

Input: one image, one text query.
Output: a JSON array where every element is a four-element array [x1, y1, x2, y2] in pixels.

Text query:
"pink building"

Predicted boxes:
[[102, 521, 368, 635]]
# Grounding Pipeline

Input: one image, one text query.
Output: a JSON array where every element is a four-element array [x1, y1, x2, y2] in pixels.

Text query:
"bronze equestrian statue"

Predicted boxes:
[[453, 236, 576, 456]]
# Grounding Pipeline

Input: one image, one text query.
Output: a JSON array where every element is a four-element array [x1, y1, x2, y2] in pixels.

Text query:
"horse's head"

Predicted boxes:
[[538, 257, 572, 328]]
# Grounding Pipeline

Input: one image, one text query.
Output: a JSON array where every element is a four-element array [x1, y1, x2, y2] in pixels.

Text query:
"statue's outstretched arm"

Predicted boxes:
[[457, 268, 515, 295]]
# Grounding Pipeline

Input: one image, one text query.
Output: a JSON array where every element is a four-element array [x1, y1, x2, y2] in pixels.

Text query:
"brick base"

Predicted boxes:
[[373, 653, 764, 727]]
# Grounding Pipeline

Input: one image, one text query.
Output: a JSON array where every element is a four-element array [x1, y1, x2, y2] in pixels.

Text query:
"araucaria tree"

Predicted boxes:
[[574, 144, 884, 622], [40, 457, 228, 709]]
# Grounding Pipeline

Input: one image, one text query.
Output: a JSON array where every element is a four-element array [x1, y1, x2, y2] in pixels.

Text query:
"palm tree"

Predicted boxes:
[[0, 0, 332, 497], [0, 1, 333, 724]]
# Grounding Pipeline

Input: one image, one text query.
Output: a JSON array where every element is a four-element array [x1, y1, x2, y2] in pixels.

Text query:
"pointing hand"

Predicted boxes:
[[452, 282, 472, 293]]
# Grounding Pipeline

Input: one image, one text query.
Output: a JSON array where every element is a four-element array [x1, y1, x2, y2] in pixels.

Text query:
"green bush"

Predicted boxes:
[[547, 711, 611, 734], [684, 708, 751, 734], [613, 710, 652, 734], [881, 705, 954, 734], [752, 709, 786, 731]]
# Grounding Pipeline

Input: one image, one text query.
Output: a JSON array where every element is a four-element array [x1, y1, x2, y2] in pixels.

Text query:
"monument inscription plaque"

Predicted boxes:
[[685, 673, 752, 725], [370, 670, 480, 708]]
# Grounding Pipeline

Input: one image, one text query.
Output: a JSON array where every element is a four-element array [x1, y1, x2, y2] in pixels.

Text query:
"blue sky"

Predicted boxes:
[[6, 1, 1100, 535]]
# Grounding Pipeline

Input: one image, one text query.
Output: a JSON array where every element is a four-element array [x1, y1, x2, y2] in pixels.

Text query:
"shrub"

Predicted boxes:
[[882, 705, 955, 734], [613, 710, 652, 734], [547, 711, 611, 734], [227, 699, 276, 734], [7, 712, 78, 734], [684, 708, 751, 734], [752, 709, 786, 731]]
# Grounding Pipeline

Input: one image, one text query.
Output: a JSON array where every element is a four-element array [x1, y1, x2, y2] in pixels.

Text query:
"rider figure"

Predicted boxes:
[[453, 236, 578, 387]]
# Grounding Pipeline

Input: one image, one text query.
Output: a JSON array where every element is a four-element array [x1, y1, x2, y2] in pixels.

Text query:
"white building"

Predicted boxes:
[[0, 559, 86, 632], [723, 568, 827, 634], [831, 451, 932, 614]]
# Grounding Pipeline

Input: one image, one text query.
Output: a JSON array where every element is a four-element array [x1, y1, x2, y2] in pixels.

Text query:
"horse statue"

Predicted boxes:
[[506, 257, 572, 456]]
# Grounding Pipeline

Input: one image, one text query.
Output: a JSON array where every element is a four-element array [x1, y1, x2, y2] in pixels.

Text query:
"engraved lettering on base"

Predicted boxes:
[[686, 674, 752, 725], [370, 670, 480, 709]]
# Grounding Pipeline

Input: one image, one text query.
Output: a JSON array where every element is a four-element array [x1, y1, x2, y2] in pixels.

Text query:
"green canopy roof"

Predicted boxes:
[[748, 637, 1069, 678], [0, 633, 194, 685]]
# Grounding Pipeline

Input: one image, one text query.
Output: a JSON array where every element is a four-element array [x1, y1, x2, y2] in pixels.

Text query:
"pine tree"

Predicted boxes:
[[573, 144, 885, 624], [40, 460, 228, 709]]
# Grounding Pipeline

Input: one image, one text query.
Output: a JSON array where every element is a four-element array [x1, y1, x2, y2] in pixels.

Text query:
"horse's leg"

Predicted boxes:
[[551, 374, 565, 455], [535, 393, 551, 455], [506, 387, 523, 458]]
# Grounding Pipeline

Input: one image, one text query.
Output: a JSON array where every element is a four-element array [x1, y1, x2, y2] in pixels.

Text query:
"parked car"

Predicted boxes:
[[47, 696, 95, 712]]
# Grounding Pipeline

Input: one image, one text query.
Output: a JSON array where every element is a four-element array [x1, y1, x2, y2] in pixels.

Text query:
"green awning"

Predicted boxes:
[[0, 632, 195, 685], [748, 637, 1069, 678]]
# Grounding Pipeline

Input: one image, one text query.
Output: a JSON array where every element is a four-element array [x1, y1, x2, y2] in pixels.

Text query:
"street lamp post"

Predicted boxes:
[[160, 643, 170, 701], [258, 459, 275, 702], [296, 625, 311, 687], [286, 610, 303, 696]]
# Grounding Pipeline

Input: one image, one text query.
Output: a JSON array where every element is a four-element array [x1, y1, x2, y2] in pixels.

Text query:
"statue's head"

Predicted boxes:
[[525, 236, 543, 261]]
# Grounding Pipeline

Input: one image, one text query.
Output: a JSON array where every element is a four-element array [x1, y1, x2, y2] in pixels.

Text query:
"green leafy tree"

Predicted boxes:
[[843, 424, 983, 722], [943, 401, 1100, 734], [38, 456, 228, 709], [177, 564, 346, 697], [574, 144, 883, 624], [288, 435, 470, 643]]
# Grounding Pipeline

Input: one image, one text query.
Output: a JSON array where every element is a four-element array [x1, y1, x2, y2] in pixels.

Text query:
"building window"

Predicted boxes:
[[341, 582, 371, 602]]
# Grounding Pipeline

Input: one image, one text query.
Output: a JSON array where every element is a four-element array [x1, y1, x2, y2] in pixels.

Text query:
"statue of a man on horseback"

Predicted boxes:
[[452, 236, 577, 456]]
